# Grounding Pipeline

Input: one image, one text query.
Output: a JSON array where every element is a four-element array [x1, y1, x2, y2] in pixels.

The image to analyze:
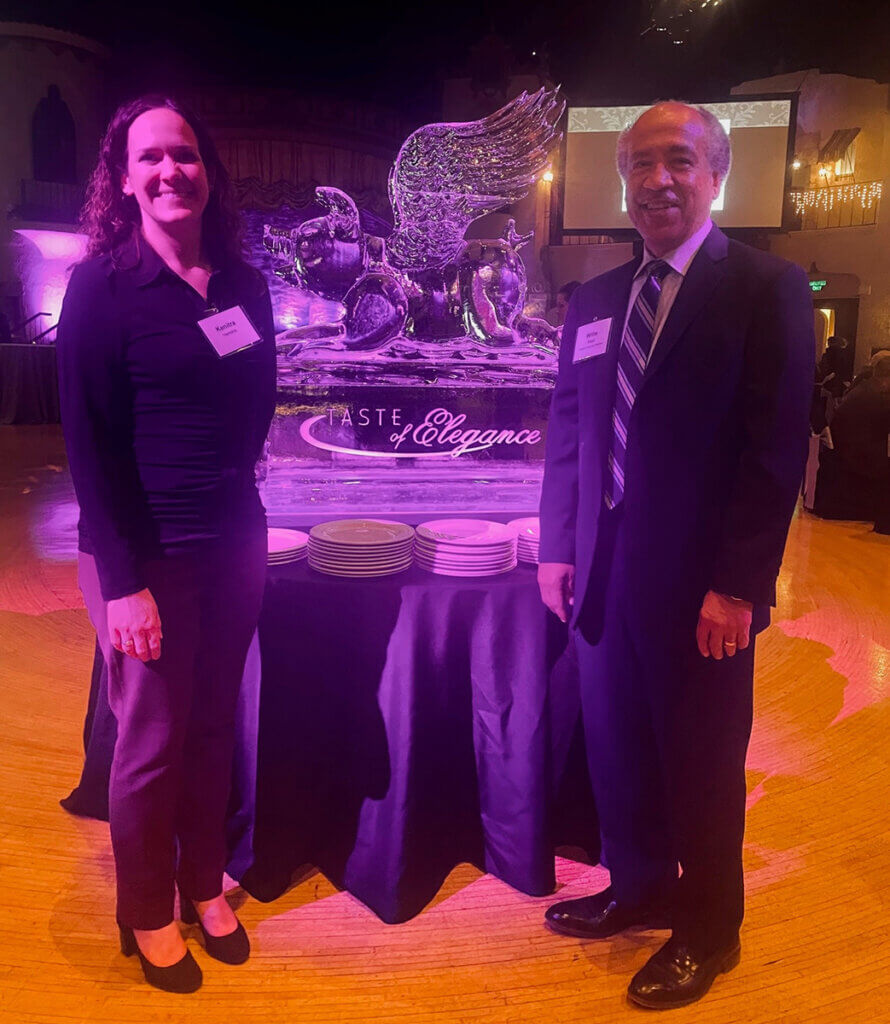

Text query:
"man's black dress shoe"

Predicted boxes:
[[627, 935, 741, 1009], [544, 887, 671, 939]]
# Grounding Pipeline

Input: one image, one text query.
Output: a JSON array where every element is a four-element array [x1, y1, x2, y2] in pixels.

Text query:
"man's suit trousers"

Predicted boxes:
[[576, 504, 755, 950]]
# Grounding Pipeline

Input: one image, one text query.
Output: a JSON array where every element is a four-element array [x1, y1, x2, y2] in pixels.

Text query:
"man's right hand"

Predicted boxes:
[[537, 562, 575, 623], [107, 588, 163, 662]]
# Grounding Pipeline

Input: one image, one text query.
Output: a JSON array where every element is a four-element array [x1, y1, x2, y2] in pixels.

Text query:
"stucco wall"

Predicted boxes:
[[0, 23, 107, 304], [734, 70, 890, 367]]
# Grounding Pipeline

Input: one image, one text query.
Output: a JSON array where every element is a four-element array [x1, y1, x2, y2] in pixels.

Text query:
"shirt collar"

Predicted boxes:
[[109, 231, 231, 292], [109, 231, 167, 287], [637, 218, 714, 280]]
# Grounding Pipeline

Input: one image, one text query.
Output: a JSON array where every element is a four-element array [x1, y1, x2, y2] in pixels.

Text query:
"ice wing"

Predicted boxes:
[[386, 87, 564, 272]]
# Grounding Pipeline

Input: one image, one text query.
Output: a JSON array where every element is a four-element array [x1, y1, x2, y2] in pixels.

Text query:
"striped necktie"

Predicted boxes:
[[605, 259, 670, 509]]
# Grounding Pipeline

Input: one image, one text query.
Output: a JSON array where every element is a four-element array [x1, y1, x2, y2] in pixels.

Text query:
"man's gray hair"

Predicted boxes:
[[616, 102, 732, 182]]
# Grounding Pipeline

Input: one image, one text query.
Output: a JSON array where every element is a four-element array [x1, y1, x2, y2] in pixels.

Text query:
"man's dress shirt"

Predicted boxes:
[[622, 218, 714, 356]]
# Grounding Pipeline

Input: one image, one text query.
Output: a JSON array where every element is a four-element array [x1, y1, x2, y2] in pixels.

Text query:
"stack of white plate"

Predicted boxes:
[[414, 519, 518, 577], [508, 517, 541, 565], [267, 528, 309, 566], [308, 519, 415, 577]]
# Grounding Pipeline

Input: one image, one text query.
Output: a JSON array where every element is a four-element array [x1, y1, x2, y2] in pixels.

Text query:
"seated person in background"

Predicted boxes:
[[846, 347, 890, 395], [546, 280, 581, 327], [830, 352, 890, 533]]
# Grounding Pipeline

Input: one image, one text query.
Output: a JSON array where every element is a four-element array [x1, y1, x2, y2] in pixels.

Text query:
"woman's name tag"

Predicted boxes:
[[573, 318, 612, 363], [197, 306, 261, 358]]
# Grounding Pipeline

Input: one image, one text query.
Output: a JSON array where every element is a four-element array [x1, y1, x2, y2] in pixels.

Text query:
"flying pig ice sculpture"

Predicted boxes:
[[264, 88, 565, 376]]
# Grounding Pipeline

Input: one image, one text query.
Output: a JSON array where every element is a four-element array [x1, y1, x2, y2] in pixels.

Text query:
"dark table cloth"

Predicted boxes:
[[63, 561, 598, 923], [0, 344, 60, 425]]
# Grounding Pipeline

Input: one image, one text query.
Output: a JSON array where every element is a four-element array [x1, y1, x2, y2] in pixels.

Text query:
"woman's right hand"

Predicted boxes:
[[107, 588, 162, 661]]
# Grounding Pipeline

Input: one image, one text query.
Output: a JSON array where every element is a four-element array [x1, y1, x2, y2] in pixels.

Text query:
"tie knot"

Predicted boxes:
[[646, 259, 670, 283]]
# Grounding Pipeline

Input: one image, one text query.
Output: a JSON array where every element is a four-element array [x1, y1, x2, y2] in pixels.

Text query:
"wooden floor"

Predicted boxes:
[[0, 424, 888, 1024]]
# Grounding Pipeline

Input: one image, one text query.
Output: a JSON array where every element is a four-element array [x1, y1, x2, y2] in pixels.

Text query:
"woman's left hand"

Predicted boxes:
[[107, 588, 163, 662]]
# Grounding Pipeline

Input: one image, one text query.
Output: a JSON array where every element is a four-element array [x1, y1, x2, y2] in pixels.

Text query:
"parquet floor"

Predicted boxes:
[[0, 425, 888, 1023]]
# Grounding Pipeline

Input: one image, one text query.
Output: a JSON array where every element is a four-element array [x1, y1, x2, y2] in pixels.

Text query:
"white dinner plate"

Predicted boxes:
[[267, 528, 310, 554], [308, 539, 412, 556], [415, 519, 516, 546], [414, 552, 516, 569], [307, 546, 412, 558], [413, 538, 515, 556], [310, 520, 414, 546], [507, 517, 540, 539]]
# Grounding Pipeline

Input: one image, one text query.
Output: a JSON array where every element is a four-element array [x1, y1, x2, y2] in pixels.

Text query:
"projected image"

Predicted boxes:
[[564, 99, 792, 230]]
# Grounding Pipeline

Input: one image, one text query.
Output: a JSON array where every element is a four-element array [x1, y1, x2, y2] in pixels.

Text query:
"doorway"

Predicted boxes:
[[812, 296, 858, 381]]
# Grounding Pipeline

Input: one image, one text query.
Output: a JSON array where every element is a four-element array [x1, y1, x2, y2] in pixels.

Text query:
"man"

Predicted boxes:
[[831, 351, 890, 534], [547, 280, 582, 327], [538, 102, 814, 1009]]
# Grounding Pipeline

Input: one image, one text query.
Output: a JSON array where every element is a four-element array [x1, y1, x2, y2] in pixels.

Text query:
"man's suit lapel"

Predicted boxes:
[[583, 260, 637, 491], [643, 224, 729, 381], [590, 260, 637, 393]]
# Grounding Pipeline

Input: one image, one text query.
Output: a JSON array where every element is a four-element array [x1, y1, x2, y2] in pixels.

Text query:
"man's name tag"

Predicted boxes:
[[197, 305, 261, 358], [573, 318, 613, 363]]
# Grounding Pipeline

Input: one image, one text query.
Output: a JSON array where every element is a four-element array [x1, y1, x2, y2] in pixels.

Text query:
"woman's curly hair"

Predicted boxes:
[[80, 94, 244, 266]]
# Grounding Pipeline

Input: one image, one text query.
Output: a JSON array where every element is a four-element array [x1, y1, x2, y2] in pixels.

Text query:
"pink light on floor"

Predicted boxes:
[[777, 609, 890, 724]]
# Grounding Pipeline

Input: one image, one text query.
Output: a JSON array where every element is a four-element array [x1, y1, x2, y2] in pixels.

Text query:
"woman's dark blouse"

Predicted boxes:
[[56, 236, 276, 601]]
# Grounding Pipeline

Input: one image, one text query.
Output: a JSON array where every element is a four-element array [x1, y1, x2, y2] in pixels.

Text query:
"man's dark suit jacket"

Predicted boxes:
[[539, 225, 815, 640]]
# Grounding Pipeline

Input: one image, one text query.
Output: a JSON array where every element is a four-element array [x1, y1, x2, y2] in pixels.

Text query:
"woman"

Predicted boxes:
[[56, 95, 276, 992]]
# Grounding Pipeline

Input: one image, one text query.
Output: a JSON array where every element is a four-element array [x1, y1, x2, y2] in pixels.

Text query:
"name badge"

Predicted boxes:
[[197, 305, 261, 358], [573, 318, 613, 363]]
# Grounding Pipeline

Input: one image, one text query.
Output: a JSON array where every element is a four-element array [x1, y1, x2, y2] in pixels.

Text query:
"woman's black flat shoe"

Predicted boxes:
[[180, 898, 250, 965], [119, 925, 203, 993]]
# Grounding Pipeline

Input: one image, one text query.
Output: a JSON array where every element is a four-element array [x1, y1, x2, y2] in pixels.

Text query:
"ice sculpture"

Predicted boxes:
[[264, 88, 564, 384]]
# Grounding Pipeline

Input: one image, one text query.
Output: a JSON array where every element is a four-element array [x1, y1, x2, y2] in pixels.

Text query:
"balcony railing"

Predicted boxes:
[[787, 181, 882, 230], [14, 179, 84, 224]]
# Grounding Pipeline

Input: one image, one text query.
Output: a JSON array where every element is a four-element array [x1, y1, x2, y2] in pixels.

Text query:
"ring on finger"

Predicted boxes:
[[724, 639, 737, 648], [123, 639, 135, 648]]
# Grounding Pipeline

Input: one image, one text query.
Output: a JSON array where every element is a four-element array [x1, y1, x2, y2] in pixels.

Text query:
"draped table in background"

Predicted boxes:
[[0, 344, 60, 424], [63, 561, 598, 923]]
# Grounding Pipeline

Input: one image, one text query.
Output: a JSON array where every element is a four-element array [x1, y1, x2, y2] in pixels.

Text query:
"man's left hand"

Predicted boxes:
[[696, 590, 753, 659]]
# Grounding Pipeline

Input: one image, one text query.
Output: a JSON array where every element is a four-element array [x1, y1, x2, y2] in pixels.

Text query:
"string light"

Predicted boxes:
[[790, 181, 883, 215]]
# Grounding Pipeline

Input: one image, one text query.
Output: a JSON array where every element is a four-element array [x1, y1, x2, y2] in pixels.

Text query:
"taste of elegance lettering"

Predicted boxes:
[[300, 407, 542, 459], [392, 408, 541, 457], [331, 407, 403, 428]]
